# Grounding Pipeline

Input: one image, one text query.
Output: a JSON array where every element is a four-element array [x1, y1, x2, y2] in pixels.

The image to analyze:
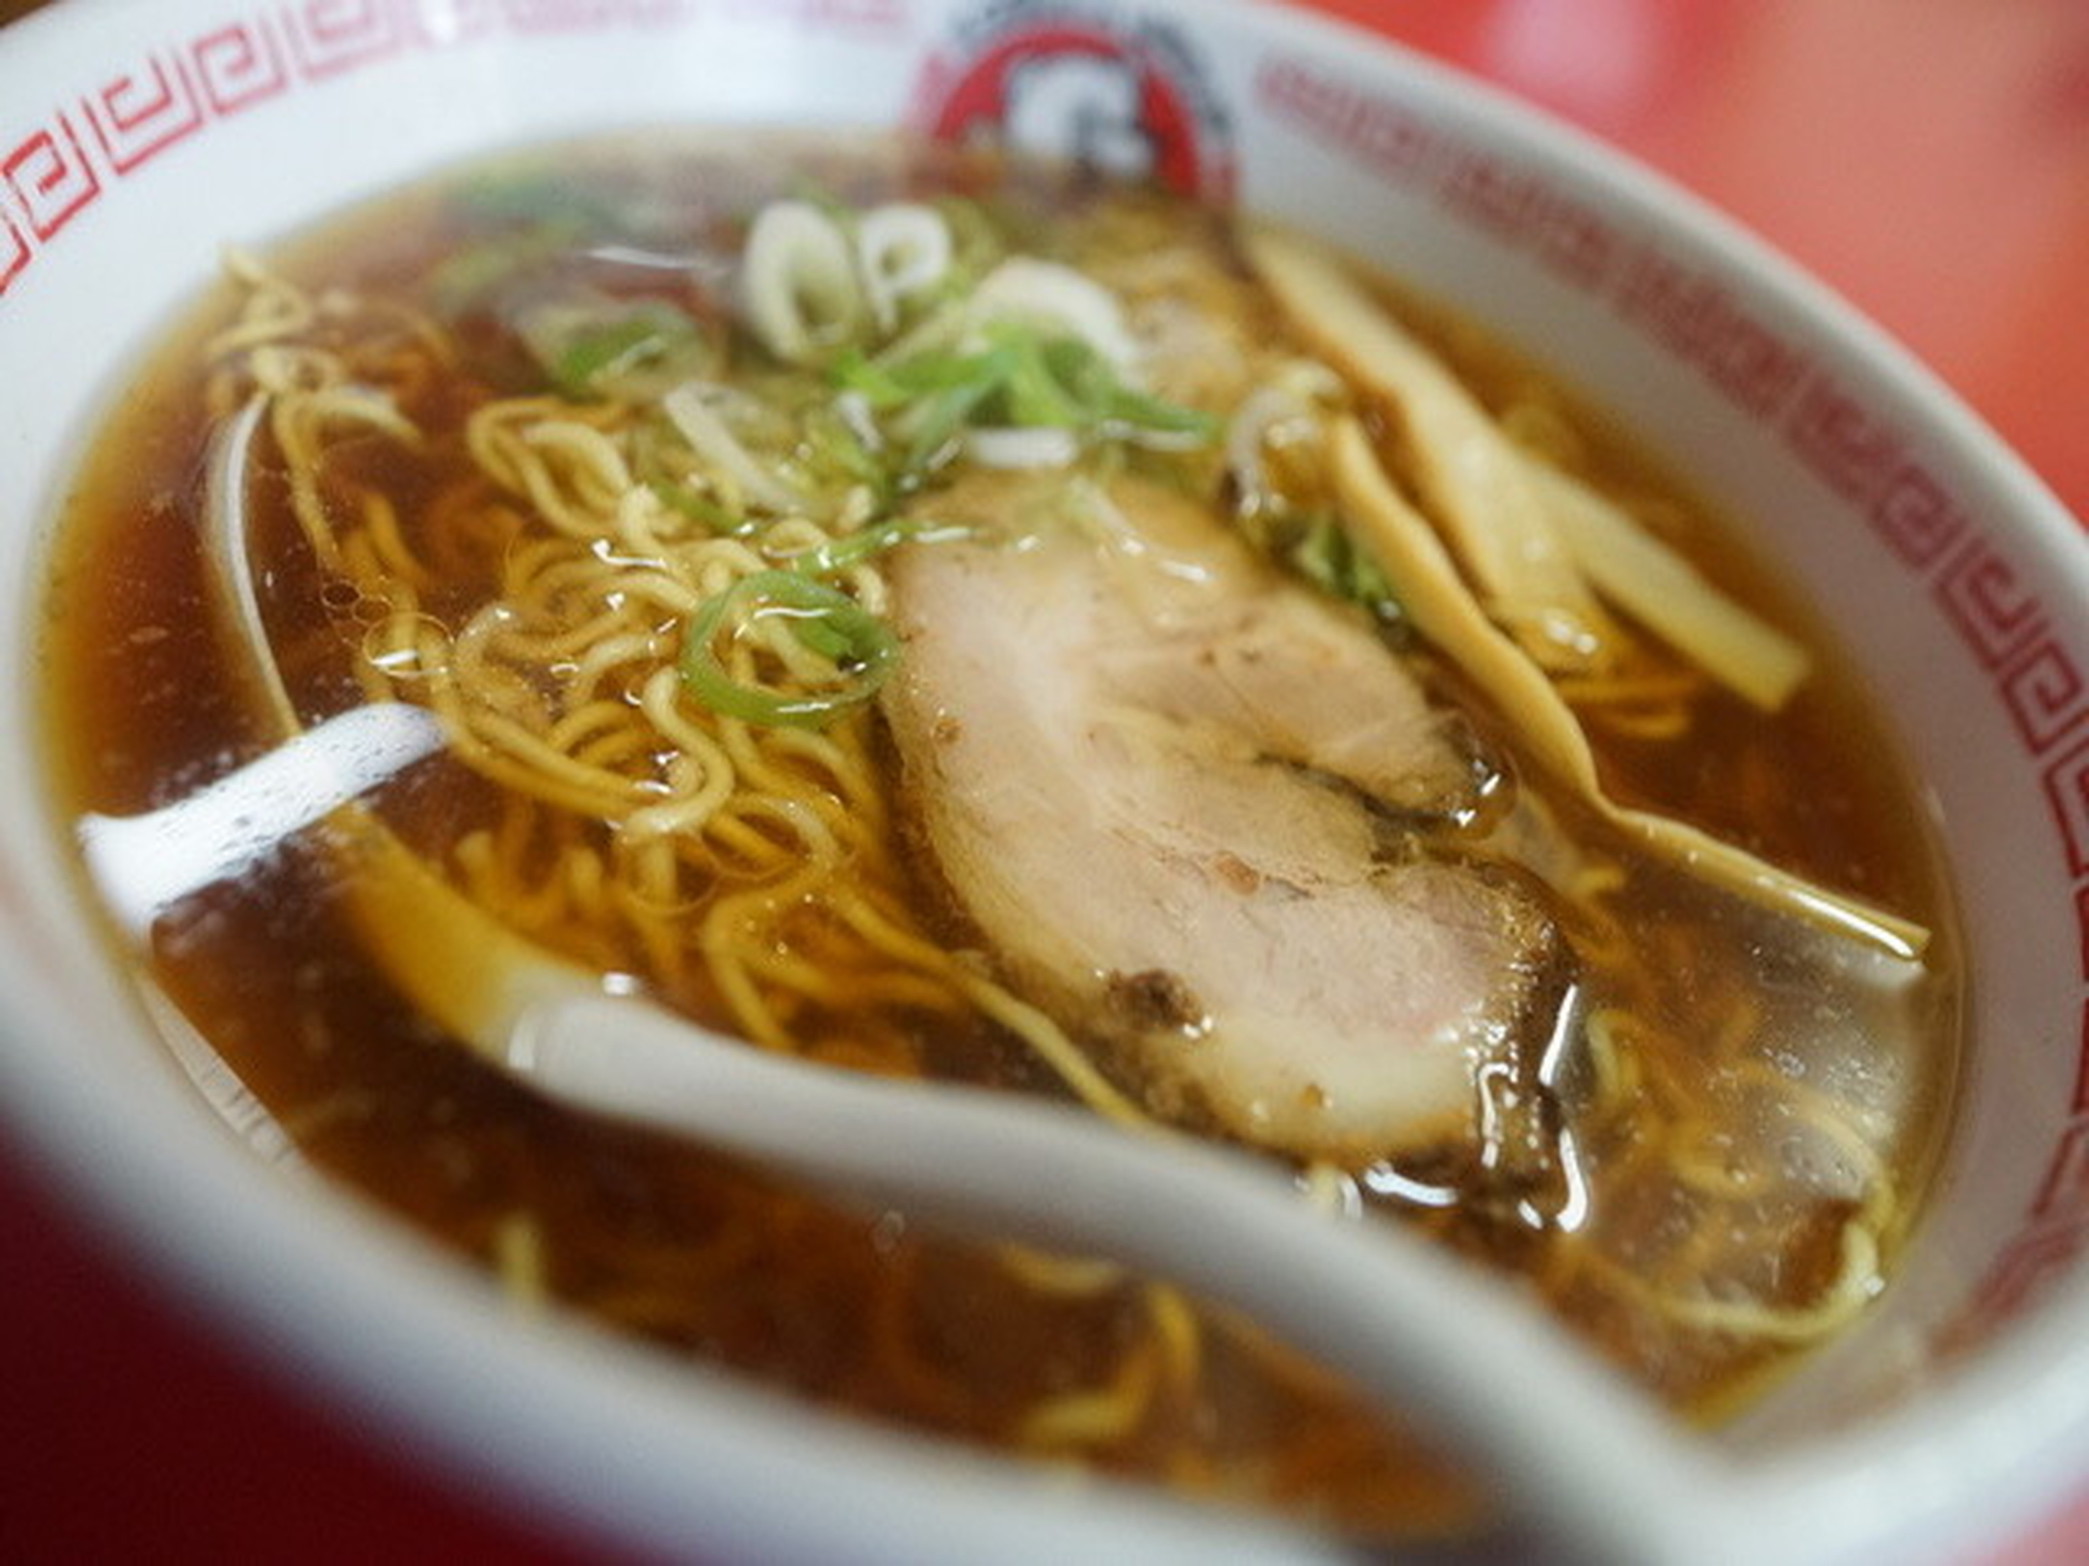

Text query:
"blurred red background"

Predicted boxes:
[[4, 1, 2087, 1560]]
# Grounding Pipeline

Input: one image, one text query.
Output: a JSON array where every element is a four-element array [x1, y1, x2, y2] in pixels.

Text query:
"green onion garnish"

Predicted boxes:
[[517, 296, 713, 401], [680, 569, 899, 728], [832, 322, 1217, 480], [646, 477, 747, 536], [1296, 515, 1400, 622]]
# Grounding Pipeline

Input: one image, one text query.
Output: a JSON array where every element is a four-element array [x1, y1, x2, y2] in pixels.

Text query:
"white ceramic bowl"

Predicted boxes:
[[5, 2, 2089, 1561]]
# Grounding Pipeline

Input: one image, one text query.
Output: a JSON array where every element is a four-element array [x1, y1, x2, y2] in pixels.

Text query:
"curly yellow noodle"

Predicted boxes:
[[1556, 667, 1703, 708], [452, 829, 572, 934], [1145, 1283, 1204, 1397], [525, 420, 637, 508], [440, 629, 549, 727], [1728, 1060, 1896, 1226], [993, 1246, 1127, 1298], [358, 491, 435, 596], [700, 858, 852, 1051], [208, 248, 316, 356], [1015, 1338, 1162, 1450], [712, 731, 853, 845], [540, 696, 649, 762], [1588, 1218, 1883, 1346], [629, 669, 740, 812], [1580, 701, 1695, 744], [467, 399, 628, 538], [566, 630, 673, 705], [857, 1249, 980, 1426], [270, 389, 423, 576], [352, 618, 431, 703], [700, 933, 790, 1051], [439, 702, 659, 818], [459, 593, 641, 666], [698, 811, 819, 882], [721, 716, 878, 828], [492, 1210, 550, 1313], [608, 489, 690, 565], [246, 342, 346, 399], [559, 842, 611, 927], [825, 889, 1152, 1128]]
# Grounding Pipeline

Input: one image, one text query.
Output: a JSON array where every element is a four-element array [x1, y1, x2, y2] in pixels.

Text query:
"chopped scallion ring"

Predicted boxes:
[[680, 569, 899, 728]]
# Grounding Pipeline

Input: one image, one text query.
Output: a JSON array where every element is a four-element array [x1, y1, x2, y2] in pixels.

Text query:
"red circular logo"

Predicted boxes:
[[911, 8, 1235, 202]]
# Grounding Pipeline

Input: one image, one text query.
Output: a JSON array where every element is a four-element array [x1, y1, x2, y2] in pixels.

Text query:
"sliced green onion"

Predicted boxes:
[[556, 316, 668, 389], [646, 477, 747, 536], [997, 335, 1085, 427], [430, 228, 580, 318], [832, 349, 913, 407], [835, 345, 990, 407], [427, 174, 625, 315], [518, 296, 713, 400], [800, 400, 888, 493], [857, 203, 953, 334], [680, 569, 899, 728], [1290, 513, 1403, 623], [739, 200, 869, 366], [792, 516, 965, 577], [833, 322, 1215, 483], [897, 378, 999, 472], [453, 173, 623, 229]]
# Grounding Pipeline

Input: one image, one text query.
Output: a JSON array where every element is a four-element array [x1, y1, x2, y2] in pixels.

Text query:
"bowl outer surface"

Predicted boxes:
[[4, 1, 2089, 1561]]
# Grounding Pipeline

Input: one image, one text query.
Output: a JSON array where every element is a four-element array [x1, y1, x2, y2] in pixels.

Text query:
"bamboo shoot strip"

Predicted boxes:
[[1326, 417, 1926, 960], [1243, 224, 1613, 673]]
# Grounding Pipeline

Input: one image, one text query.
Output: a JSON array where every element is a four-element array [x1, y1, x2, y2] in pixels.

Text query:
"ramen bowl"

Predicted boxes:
[[3, 1, 2088, 1561]]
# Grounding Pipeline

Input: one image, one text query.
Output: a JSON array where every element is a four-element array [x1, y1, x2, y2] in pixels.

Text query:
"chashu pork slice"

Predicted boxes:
[[881, 473, 1566, 1165]]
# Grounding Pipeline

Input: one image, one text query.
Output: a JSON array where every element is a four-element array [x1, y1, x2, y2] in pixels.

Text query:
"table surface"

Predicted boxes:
[[5, 0, 2089, 1559]]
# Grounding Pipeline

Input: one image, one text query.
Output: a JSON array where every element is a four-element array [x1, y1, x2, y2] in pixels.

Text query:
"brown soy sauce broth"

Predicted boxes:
[[35, 130, 1961, 1534], [1357, 288, 1961, 1416]]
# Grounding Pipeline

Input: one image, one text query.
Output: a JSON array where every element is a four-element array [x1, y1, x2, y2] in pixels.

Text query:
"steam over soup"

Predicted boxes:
[[39, 132, 1959, 1539]]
